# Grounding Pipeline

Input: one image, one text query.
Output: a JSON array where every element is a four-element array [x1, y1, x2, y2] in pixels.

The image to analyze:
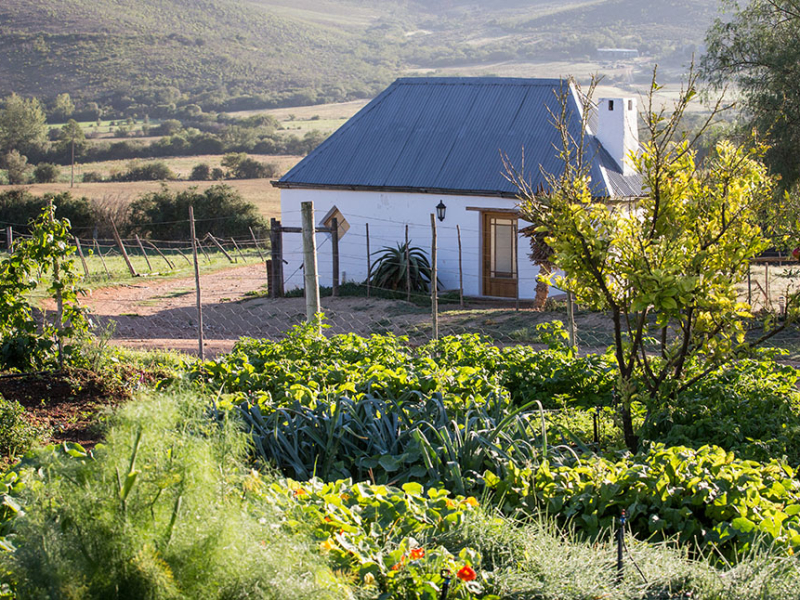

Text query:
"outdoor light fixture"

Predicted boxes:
[[436, 200, 447, 222]]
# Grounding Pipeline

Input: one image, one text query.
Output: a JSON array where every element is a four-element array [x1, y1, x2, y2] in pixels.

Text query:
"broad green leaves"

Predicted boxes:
[[486, 443, 800, 554]]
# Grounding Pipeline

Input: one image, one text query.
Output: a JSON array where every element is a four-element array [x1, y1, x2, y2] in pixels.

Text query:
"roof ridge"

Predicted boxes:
[[394, 76, 566, 86]]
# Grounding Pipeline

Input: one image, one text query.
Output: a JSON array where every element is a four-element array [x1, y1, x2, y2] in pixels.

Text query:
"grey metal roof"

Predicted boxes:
[[275, 77, 643, 198]]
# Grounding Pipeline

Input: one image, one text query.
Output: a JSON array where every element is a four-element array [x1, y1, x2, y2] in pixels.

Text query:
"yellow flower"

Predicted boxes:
[[320, 538, 335, 552], [462, 497, 479, 508]]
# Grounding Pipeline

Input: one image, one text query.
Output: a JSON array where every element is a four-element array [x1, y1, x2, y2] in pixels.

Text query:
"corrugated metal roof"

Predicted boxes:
[[276, 77, 643, 198]]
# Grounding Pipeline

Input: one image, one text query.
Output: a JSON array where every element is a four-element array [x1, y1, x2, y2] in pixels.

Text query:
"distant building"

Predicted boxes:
[[597, 48, 639, 61], [273, 77, 642, 299]]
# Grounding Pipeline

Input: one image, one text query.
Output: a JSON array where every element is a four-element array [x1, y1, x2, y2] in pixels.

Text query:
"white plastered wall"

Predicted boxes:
[[279, 188, 562, 301]]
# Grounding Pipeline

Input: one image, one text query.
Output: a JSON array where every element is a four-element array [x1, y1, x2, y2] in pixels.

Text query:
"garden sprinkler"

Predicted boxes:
[[439, 569, 452, 600]]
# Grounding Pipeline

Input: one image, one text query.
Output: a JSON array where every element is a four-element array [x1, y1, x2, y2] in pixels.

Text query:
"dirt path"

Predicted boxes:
[[78, 264, 619, 358]]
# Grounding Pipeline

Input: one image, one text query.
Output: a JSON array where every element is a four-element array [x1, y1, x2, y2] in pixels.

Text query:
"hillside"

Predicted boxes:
[[0, 0, 397, 109], [0, 0, 719, 113]]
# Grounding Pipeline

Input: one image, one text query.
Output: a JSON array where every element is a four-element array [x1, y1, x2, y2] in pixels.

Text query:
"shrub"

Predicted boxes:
[[5, 392, 347, 600], [32, 163, 59, 183], [642, 356, 800, 463], [153, 118, 182, 136], [486, 444, 800, 553], [4, 151, 31, 185], [111, 161, 175, 182], [189, 163, 211, 181], [0, 190, 95, 237], [81, 170, 103, 183], [0, 395, 46, 458], [233, 157, 278, 179], [210, 167, 225, 180], [125, 184, 267, 240]]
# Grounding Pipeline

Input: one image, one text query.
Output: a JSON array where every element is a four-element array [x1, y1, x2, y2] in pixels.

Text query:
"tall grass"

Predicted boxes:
[[449, 511, 800, 600], [4, 391, 350, 600]]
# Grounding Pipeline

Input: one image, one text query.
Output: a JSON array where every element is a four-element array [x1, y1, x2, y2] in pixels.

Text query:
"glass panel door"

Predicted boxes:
[[483, 213, 518, 297]]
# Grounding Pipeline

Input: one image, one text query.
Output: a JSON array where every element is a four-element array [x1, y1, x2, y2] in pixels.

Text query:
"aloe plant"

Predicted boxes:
[[369, 242, 435, 293]]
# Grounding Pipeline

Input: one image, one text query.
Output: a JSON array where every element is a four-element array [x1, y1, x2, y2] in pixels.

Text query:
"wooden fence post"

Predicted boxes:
[[457, 224, 464, 308], [249, 226, 265, 262], [207, 233, 235, 263], [405, 224, 411, 302], [230, 237, 247, 263], [431, 214, 438, 340], [301, 202, 321, 325], [145, 240, 175, 270], [196, 236, 212, 264], [189, 206, 204, 361], [366, 223, 371, 298], [270, 218, 284, 297], [5, 227, 12, 253], [94, 239, 112, 279], [134, 234, 153, 272], [74, 237, 90, 278], [331, 217, 339, 297], [567, 290, 577, 352], [515, 221, 520, 312], [111, 220, 137, 277], [49, 200, 64, 370]]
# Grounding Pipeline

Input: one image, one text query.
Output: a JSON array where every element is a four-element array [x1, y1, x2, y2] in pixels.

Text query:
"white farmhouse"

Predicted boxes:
[[273, 77, 642, 300]]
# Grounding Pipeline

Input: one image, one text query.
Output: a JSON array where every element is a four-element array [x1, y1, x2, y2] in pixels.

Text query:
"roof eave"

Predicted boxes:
[[271, 181, 523, 199], [272, 180, 644, 202]]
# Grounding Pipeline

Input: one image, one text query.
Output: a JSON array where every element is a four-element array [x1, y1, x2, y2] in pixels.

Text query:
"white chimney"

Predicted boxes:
[[595, 97, 639, 176]]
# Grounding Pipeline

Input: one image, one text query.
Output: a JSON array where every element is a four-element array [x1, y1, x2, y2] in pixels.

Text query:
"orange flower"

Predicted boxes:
[[293, 488, 307, 497], [409, 548, 425, 560], [462, 497, 479, 508], [456, 565, 477, 582], [446, 499, 457, 508], [391, 559, 404, 571]]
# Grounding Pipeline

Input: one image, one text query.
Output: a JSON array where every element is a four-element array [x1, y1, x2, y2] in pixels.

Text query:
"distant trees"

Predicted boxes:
[[703, 0, 800, 188], [220, 152, 278, 179], [52, 93, 75, 121], [32, 163, 60, 184], [4, 151, 32, 185], [0, 94, 48, 156], [190, 163, 212, 181], [110, 161, 176, 182], [126, 185, 267, 239]]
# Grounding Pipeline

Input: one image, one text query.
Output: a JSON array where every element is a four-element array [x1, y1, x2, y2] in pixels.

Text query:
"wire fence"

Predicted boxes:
[[6, 211, 800, 361]]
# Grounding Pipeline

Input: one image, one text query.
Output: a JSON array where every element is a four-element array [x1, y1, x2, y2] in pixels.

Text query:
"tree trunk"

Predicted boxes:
[[533, 261, 553, 309], [621, 404, 638, 453]]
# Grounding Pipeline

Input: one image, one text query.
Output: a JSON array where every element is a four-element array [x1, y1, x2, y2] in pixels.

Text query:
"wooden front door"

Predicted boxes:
[[482, 212, 518, 298]]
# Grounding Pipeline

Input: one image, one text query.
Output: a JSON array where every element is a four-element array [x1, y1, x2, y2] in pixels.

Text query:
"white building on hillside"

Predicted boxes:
[[272, 77, 642, 300]]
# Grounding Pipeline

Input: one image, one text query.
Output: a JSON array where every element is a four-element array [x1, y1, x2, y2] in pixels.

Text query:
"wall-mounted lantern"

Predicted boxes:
[[436, 200, 447, 222]]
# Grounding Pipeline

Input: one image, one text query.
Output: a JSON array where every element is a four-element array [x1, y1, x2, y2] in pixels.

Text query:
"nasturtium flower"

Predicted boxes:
[[320, 538, 335, 552], [456, 565, 477, 581], [409, 548, 425, 560], [462, 497, 479, 507]]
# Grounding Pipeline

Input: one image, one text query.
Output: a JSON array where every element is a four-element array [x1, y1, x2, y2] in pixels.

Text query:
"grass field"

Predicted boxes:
[[58, 154, 300, 180], [11, 154, 304, 221], [20, 178, 281, 221], [35, 245, 265, 296]]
